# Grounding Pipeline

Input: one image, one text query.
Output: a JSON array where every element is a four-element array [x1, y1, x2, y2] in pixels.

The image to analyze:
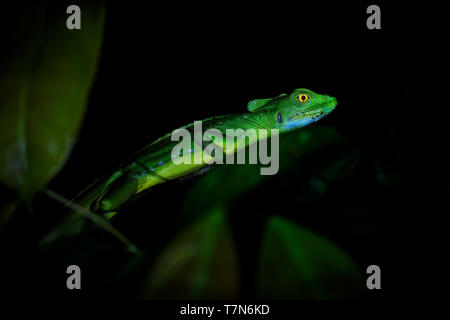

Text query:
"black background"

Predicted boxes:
[[1, 1, 435, 300]]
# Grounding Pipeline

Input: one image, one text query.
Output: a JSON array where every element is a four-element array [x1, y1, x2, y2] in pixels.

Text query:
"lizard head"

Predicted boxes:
[[247, 88, 337, 132]]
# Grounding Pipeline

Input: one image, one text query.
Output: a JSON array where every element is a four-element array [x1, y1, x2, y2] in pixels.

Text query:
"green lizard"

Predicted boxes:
[[62, 88, 337, 218]]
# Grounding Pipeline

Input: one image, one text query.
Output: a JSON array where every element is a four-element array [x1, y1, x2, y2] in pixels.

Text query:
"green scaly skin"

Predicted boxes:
[[74, 88, 337, 217]]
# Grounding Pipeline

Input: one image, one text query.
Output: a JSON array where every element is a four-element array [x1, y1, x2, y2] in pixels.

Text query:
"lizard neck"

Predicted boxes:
[[242, 109, 277, 131]]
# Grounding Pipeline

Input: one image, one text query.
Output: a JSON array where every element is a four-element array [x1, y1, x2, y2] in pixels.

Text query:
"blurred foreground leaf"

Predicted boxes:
[[140, 206, 239, 299], [0, 201, 18, 228], [0, 1, 105, 200], [258, 216, 364, 299]]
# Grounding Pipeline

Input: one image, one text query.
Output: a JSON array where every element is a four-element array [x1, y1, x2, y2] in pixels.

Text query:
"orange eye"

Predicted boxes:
[[298, 94, 309, 103]]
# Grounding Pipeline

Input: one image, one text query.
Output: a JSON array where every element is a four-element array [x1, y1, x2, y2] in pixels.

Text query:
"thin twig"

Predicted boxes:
[[44, 188, 139, 253]]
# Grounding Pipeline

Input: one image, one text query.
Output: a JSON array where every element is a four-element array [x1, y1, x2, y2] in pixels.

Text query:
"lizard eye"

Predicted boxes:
[[297, 94, 309, 103]]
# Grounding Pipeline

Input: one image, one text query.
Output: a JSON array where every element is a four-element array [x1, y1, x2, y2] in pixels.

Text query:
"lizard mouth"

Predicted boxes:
[[288, 100, 336, 121]]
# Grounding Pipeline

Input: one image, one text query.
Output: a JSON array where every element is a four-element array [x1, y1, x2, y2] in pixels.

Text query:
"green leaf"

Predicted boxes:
[[258, 216, 364, 299], [0, 200, 18, 228], [140, 206, 239, 299], [0, 2, 105, 199], [285, 150, 362, 206]]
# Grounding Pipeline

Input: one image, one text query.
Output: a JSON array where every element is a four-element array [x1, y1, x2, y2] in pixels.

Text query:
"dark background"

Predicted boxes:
[[1, 1, 433, 299]]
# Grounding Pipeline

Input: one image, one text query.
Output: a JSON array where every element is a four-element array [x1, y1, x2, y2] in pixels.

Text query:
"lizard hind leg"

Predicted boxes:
[[92, 173, 139, 214]]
